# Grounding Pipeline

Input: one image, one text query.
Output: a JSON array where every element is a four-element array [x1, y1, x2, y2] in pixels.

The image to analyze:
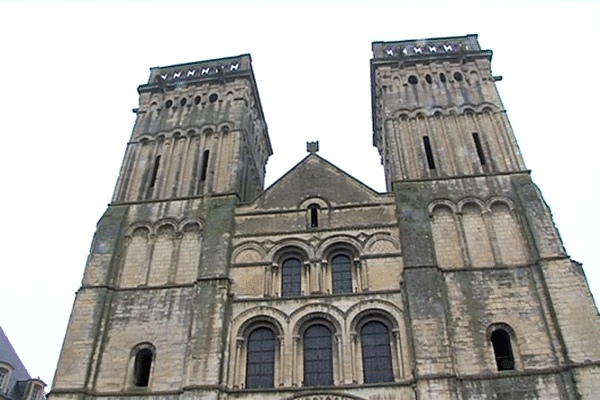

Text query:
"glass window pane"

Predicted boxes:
[[304, 324, 333, 386], [246, 328, 275, 388], [361, 321, 394, 383], [331, 255, 352, 294], [282, 258, 301, 296]]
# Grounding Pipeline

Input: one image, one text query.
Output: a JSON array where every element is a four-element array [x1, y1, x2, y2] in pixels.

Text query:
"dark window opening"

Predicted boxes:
[[209, 93, 218, 103], [408, 75, 418, 85], [200, 150, 209, 182], [361, 321, 394, 383], [440, 73, 446, 83], [134, 348, 153, 387], [422, 136, 436, 170], [308, 204, 319, 228], [304, 324, 333, 386], [149, 156, 160, 188], [425, 74, 432, 84], [246, 328, 275, 389], [281, 257, 302, 296], [491, 329, 515, 371], [472, 132, 486, 165], [454, 71, 463, 82], [180, 98, 187, 107], [165, 99, 173, 109], [194, 96, 201, 105], [331, 255, 352, 294]]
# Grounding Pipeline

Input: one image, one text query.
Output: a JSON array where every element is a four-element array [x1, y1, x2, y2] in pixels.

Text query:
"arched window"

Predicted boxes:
[[134, 348, 153, 387], [331, 254, 352, 294], [281, 257, 302, 296], [246, 327, 276, 388], [304, 324, 333, 386], [308, 204, 320, 228], [361, 321, 394, 383], [491, 329, 514, 371]]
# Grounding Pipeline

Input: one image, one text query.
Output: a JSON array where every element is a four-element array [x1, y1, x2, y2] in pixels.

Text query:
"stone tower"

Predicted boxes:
[[50, 36, 600, 400]]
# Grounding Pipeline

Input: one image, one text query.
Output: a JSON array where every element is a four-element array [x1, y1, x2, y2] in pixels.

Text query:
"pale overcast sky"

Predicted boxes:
[[0, 1, 598, 387]]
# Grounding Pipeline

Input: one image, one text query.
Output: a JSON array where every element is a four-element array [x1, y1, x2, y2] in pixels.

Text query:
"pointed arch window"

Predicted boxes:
[[361, 321, 394, 383], [491, 329, 515, 371], [281, 257, 302, 296], [304, 324, 333, 386], [246, 327, 276, 388], [331, 254, 352, 294]]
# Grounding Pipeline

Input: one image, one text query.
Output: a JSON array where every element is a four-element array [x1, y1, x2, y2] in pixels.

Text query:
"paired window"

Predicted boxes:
[[277, 249, 357, 297]]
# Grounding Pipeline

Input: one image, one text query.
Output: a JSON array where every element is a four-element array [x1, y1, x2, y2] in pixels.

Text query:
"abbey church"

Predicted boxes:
[[49, 35, 600, 399]]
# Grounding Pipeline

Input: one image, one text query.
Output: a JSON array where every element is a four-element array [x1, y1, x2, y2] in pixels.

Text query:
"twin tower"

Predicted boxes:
[[50, 35, 600, 400]]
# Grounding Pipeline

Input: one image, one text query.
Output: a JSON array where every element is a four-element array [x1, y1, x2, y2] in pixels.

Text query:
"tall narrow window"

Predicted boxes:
[[281, 257, 302, 296], [134, 348, 153, 387], [0, 368, 7, 391], [200, 150, 210, 182], [304, 324, 333, 386], [422, 136, 436, 170], [0, 368, 8, 391], [149, 156, 161, 188], [30, 385, 41, 400], [308, 204, 319, 228], [491, 329, 515, 371], [331, 254, 352, 294], [472, 132, 486, 165], [246, 328, 275, 389], [361, 321, 394, 383]]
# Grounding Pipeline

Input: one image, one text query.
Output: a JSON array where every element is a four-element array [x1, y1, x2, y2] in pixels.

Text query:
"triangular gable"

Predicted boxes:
[[249, 154, 381, 209]]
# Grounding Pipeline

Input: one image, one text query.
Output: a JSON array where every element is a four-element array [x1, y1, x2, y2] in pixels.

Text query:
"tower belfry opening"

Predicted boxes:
[[50, 35, 600, 400]]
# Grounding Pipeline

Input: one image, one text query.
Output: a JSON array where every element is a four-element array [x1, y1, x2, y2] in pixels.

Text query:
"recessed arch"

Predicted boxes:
[[457, 197, 487, 213], [290, 305, 345, 337], [316, 235, 362, 259], [268, 241, 313, 262], [179, 218, 203, 233], [232, 241, 266, 264], [428, 199, 458, 217]]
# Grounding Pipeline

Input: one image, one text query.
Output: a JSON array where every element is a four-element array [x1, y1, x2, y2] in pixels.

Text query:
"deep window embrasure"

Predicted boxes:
[[422, 136, 436, 170], [149, 156, 161, 188], [134, 348, 153, 387], [200, 150, 210, 182], [491, 329, 515, 371], [472, 132, 486, 165], [308, 204, 319, 228]]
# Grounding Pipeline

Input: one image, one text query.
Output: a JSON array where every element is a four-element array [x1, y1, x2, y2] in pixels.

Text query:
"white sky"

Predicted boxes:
[[0, 0, 598, 388]]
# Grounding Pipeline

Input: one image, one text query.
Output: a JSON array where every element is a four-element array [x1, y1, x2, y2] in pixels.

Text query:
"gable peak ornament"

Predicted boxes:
[[307, 141, 319, 154]]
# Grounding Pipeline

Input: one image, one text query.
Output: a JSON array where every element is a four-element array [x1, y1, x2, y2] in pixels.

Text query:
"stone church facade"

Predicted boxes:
[[49, 35, 600, 400]]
